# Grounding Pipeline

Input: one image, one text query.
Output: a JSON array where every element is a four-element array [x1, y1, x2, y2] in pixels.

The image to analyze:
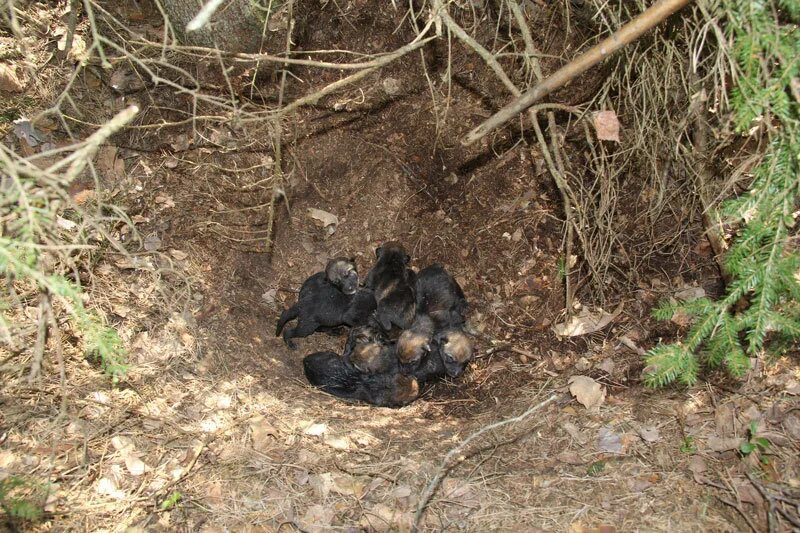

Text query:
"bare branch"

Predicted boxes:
[[463, 0, 694, 144]]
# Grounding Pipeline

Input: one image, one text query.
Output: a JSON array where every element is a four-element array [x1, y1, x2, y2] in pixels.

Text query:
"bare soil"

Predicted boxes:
[[1, 2, 799, 532]]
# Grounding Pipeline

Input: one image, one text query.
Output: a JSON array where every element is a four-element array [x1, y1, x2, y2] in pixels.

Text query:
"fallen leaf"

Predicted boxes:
[[95, 146, 126, 182], [597, 426, 624, 454], [574, 357, 591, 372], [299, 504, 334, 533], [785, 379, 800, 395], [593, 110, 620, 142], [670, 308, 693, 327], [562, 421, 587, 444], [144, 233, 161, 251], [303, 423, 327, 436], [597, 358, 615, 375], [323, 435, 351, 450], [0, 63, 23, 92], [13, 117, 46, 147], [111, 436, 135, 454], [169, 249, 188, 261], [250, 416, 278, 450], [552, 304, 623, 337], [307, 208, 338, 229], [675, 286, 705, 302], [331, 474, 366, 497], [706, 436, 742, 452], [96, 476, 126, 499], [638, 426, 661, 443], [688, 455, 707, 483], [556, 451, 586, 465], [124, 454, 147, 476], [715, 403, 737, 438], [782, 413, 800, 440], [310, 473, 334, 499], [361, 503, 413, 532], [568, 375, 606, 411], [627, 477, 653, 492]]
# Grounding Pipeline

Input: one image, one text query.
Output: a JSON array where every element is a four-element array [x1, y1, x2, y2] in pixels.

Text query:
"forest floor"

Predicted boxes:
[[2, 2, 799, 532]]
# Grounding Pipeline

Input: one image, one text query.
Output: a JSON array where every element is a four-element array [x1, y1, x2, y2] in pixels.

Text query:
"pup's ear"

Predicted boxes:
[[404, 253, 411, 265], [349, 256, 356, 264], [375, 246, 383, 258]]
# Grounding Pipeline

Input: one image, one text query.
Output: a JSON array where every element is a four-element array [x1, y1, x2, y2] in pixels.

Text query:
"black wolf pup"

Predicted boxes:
[[342, 325, 396, 374], [415, 264, 468, 328], [303, 351, 419, 408], [363, 241, 416, 333], [276, 257, 376, 349]]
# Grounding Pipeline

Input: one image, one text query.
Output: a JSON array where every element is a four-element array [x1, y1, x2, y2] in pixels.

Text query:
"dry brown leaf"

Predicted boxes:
[[170, 249, 188, 261], [303, 423, 327, 436], [706, 435, 742, 452], [0, 64, 23, 92], [597, 426, 624, 454], [568, 375, 606, 411], [111, 436, 135, 454], [688, 455, 707, 483], [307, 208, 338, 229], [299, 504, 335, 533], [310, 473, 334, 499], [95, 146, 125, 182], [250, 416, 278, 450], [361, 503, 413, 533], [331, 473, 367, 498], [323, 435, 351, 450], [552, 304, 623, 337], [638, 425, 661, 443], [593, 110, 621, 142], [556, 451, 586, 465], [124, 454, 147, 476]]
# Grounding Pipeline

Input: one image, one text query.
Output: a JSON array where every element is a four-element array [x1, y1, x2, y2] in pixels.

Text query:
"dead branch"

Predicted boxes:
[[463, 0, 694, 144], [275, 31, 436, 117], [413, 393, 560, 532], [27, 293, 50, 383]]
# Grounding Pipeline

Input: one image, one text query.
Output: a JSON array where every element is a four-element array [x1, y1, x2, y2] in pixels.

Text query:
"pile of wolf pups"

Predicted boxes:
[[275, 242, 474, 407]]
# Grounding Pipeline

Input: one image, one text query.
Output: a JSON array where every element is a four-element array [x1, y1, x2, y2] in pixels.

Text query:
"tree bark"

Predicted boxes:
[[160, 0, 289, 53]]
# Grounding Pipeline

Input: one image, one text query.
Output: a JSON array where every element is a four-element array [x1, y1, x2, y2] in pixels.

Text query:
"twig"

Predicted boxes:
[[463, 0, 695, 144], [412, 393, 560, 531], [186, 0, 225, 32], [275, 32, 436, 117], [27, 293, 50, 383], [46, 105, 140, 182], [264, 1, 295, 253]]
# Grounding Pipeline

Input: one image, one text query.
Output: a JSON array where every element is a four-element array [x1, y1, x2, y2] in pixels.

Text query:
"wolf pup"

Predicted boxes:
[[342, 325, 396, 374], [363, 241, 416, 333], [276, 257, 376, 349], [303, 351, 419, 408], [415, 264, 468, 328]]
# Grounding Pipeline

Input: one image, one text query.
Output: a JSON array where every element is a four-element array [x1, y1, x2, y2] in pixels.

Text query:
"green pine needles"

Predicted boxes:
[[644, 0, 800, 387], [0, 148, 128, 383]]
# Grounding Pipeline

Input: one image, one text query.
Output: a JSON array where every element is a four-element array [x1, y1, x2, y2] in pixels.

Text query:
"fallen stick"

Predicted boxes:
[[462, 0, 694, 144], [412, 393, 561, 531]]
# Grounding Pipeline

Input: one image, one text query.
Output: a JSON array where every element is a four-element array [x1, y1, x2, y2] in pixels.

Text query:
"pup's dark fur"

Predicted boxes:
[[363, 242, 416, 333], [303, 351, 419, 408], [415, 264, 468, 328], [275, 258, 376, 349], [343, 325, 395, 374]]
